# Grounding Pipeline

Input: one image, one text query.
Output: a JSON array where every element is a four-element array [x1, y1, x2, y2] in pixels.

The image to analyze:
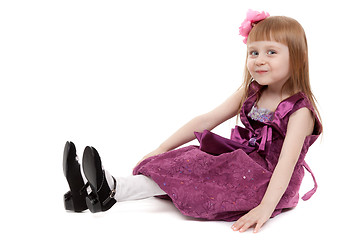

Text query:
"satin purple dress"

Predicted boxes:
[[133, 81, 322, 221]]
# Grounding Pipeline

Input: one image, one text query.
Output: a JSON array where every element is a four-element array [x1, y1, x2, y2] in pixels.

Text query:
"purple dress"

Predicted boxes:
[[133, 81, 322, 221]]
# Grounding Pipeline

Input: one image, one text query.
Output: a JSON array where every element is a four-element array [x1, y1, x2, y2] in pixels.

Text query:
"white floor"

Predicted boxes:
[[3, 132, 358, 239], [5, 180, 358, 239], [1, 0, 359, 239]]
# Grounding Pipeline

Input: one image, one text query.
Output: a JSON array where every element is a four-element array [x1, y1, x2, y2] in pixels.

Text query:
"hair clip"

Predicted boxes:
[[239, 9, 270, 44]]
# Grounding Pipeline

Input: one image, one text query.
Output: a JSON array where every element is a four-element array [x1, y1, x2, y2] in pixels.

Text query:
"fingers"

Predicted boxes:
[[240, 222, 254, 233], [231, 217, 265, 233], [253, 221, 265, 233], [231, 218, 255, 233], [231, 205, 271, 233]]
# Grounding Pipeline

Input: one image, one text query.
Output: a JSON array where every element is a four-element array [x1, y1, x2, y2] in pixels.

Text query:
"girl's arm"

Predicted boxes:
[[232, 107, 315, 233], [158, 87, 245, 152], [137, 88, 245, 162]]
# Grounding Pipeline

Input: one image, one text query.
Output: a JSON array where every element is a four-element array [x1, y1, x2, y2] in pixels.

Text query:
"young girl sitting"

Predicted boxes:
[[63, 10, 322, 233]]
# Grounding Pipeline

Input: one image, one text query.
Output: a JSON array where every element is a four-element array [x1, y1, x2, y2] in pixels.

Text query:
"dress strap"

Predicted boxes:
[[301, 161, 318, 201]]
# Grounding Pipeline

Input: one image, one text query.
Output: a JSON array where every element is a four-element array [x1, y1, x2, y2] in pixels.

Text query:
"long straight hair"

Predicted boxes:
[[237, 16, 322, 131]]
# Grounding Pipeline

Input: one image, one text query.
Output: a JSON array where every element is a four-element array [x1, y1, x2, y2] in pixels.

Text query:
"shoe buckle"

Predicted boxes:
[[109, 189, 116, 198]]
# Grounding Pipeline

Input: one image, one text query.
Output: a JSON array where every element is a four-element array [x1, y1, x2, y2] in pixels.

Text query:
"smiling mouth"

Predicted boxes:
[[255, 70, 268, 74]]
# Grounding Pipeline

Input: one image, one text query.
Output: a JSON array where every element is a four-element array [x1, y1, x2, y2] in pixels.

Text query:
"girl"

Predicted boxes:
[[63, 10, 322, 233]]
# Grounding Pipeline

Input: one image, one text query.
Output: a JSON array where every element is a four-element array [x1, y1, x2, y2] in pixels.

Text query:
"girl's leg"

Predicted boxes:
[[105, 171, 166, 202], [82, 145, 165, 213]]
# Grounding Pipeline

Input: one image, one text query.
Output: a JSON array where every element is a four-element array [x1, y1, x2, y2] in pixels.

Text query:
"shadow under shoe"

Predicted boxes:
[[63, 141, 89, 212], [82, 146, 117, 213]]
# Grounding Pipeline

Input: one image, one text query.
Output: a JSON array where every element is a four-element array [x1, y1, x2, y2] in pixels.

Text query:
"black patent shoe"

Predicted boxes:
[[82, 146, 117, 213], [63, 141, 89, 212]]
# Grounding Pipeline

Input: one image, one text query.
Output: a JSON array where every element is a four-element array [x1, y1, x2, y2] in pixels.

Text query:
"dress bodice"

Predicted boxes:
[[248, 104, 274, 122]]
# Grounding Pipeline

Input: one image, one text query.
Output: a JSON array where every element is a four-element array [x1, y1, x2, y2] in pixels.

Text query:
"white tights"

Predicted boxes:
[[105, 170, 166, 202]]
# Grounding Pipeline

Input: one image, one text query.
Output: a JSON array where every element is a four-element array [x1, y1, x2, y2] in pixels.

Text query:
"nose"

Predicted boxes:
[[255, 54, 266, 66]]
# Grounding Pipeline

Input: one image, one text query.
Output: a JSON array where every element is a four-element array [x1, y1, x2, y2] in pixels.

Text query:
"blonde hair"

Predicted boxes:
[[237, 16, 322, 130]]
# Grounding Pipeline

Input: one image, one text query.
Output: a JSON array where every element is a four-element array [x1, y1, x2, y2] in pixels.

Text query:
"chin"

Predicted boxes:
[[253, 79, 268, 86]]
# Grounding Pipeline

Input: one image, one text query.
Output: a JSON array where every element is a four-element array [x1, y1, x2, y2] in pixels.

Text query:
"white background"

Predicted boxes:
[[1, 0, 359, 239]]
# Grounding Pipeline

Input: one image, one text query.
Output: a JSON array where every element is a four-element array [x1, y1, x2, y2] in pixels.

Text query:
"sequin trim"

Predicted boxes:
[[248, 104, 274, 122]]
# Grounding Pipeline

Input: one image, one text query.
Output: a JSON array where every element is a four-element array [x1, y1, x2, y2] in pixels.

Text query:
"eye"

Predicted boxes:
[[249, 51, 258, 56], [267, 50, 276, 55]]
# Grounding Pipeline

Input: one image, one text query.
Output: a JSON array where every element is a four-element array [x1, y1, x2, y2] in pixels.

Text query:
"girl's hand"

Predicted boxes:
[[231, 204, 274, 233], [134, 146, 167, 169]]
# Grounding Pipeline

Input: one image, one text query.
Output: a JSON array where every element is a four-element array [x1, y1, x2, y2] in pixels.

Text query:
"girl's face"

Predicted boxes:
[[246, 41, 291, 90]]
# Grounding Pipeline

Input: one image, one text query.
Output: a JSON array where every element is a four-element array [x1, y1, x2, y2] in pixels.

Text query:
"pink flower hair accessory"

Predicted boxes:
[[239, 9, 270, 44]]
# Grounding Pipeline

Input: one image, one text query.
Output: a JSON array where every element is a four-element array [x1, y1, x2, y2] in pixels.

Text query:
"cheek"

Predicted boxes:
[[274, 67, 290, 80], [274, 59, 290, 77], [282, 56, 291, 75], [281, 61, 291, 78], [246, 60, 253, 72]]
